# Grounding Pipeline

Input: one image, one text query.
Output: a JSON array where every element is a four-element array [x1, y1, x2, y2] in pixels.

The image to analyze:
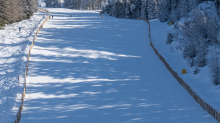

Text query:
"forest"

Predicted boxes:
[[45, 0, 103, 10], [0, 0, 38, 27]]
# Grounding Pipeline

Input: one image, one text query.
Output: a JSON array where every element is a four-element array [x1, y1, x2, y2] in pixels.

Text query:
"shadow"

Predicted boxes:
[[0, 9, 48, 123], [20, 9, 217, 123]]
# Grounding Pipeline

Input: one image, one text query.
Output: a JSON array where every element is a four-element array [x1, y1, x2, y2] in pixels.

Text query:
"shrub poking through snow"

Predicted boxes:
[[166, 32, 173, 44]]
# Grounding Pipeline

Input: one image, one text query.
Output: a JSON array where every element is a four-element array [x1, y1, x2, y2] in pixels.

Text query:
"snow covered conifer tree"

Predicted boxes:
[[216, 0, 220, 15], [206, 14, 219, 44], [105, 0, 111, 13], [25, 0, 38, 18], [53, 0, 61, 7], [45, 0, 61, 7], [114, 0, 119, 17], [140, 0, 148, 19], [0, 0, 37, 27], [45, 0, 53, 7], [129, 3, 135, 18], [129, 0, 141, 18], [178, 0, 189, 17], [170, 0, 180, 22], [0, 0, 6, 27], [147, 0, 158, 19], [124, 0, 131, 18], [182, 42, 197, 67], [188, 0, 197, 12], [210, 48, 220, 85], [63, 0, 70, 8], [158, 0, 170, 22], [110, 0, 117, 16], [115, 0, 125, 18]]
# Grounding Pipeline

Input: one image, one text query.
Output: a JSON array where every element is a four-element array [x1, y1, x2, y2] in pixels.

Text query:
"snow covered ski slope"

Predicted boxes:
[[0, 10, 47, 123], [20, 8, 217, 123]]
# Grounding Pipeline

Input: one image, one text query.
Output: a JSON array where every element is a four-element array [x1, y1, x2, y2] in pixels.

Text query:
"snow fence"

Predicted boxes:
[[136, 17, 220, 123], [100, 12, 104, 18], [14, 8, 50, 123]]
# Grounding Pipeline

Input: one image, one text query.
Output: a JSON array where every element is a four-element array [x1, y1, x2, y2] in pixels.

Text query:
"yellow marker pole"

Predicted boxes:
[[182, 69, 186, 74], [170, 22, 172, 26]]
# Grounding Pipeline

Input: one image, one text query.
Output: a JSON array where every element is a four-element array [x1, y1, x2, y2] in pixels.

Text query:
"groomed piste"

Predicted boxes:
[[19, 8, 217, 123]]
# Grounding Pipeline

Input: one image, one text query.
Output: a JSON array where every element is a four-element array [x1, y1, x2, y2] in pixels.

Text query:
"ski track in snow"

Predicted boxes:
[[18, 8, 217, 123], [0, 10, 47, 123]]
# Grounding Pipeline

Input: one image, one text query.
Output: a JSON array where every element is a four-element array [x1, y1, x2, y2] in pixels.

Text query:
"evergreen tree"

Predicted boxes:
[[0, 0, 37, 27], [216, 0, 220, 15], [158, 0, 170, 22], [170, 0, 180, 22], [115, 0, 125, 18], [206, 14, 219, 44], [45, 0, 61, 8], [124, 0, 131, 18], [210, 48, 220, 85], [109, 0, 116, 16], [130, 0, 142, 18], [178, 0, 189, 17], [140, 0, 148, 19]]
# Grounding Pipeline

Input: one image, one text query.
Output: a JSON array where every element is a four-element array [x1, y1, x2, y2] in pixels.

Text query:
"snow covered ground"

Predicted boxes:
[[0, 10, 47, 123], [146, 1, 220, 119], [150, 18, 220, 118], [19, 8, 217, 122]]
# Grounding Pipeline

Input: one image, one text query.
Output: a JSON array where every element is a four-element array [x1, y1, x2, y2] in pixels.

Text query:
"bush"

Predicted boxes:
[[166, 32, 173, 44]]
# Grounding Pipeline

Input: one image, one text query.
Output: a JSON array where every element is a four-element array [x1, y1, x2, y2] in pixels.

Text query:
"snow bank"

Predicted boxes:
[[0, 9, 47, 123]]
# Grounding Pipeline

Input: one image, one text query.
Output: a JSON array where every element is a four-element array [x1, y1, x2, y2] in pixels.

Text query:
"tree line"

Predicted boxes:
[[105, 0, 218, 19], [45, 0, 104, 10], [0, 0, 38, 27]]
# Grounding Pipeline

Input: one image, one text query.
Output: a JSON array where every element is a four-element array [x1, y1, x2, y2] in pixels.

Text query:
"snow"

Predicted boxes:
[[178, 1, 218, 31], [150, 19, 220, 122], [18, 8, 217, 122], [149, 1, 220, 117], [198, 1, 217, 16], [0, 10, 47, 123]]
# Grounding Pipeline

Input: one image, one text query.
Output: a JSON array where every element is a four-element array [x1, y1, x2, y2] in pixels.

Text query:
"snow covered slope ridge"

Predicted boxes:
[[14, 8, 50, 123], [136, 17, 220, 122]]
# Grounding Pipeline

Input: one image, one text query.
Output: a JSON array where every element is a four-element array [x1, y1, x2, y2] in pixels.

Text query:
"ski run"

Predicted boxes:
[[0, 7, 219, 123]]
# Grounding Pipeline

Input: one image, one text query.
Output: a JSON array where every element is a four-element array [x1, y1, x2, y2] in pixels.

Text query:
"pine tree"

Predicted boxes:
[[210, 48, 220, 85], [170, 0, 180, 22], [178, 0, 189, 17], [115, 0, 125, 18], [216, 0, 220, 15], [124, 0, 131, 18], [130, 0, 141, 18], [0, 0, 37, 27], [140, 0, 148, 19], [206, 14, 219, 44], [45, 0, 53, 7], [158, 0, 170, 22], [110, 0, 116, 16], [0, 0, 7, 26], [63, 0, 70, 8]]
